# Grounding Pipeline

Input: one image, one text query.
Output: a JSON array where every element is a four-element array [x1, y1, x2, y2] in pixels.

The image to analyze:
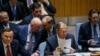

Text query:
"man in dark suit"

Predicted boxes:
[[45, 22, 79, 56], [0, 11, 19, 39], [0, 28, 30, 56], [20, 3, 41, 25], [40, 15, 56, 42], [78, 9, 100, 52], [18, 17, 42, 54], [3, 0, 27, 21]]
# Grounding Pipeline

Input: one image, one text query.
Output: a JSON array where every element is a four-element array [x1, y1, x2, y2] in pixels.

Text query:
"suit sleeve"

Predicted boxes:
[[71, 34, 81, 52], [78, 25, 89, 46], [44, 41, 53, 55], [44, 0, 56, 14], [18, 44, 31, 56]]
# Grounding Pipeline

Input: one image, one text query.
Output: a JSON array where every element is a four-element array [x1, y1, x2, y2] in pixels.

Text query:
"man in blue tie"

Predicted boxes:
[[3, 0, 27, 21], [78, 9, 100, 52]]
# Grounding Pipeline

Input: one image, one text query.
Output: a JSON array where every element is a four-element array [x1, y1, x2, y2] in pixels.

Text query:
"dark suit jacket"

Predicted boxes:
[[0, 39, 30, 56], [19, 14, 33, 25], [19, 14, 43, 25], [3, 2, 27, 21], [78, 22, 100, 51], [0, 22, 19, 39], [18, 25, 42, 53], [45, 33, 79, 55]]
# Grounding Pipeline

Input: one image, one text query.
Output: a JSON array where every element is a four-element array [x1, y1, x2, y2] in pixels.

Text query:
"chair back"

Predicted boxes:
[[76, 23, 83, 49], [39, 42, 46, 56]]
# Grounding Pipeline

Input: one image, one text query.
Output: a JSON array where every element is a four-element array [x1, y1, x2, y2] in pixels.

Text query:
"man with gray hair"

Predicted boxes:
[[18, 17, 42, 55], [40, 15, 56, 42], [45, 22, 79, 56]]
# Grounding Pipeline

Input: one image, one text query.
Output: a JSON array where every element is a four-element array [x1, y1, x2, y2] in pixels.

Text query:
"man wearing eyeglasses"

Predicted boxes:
[[78, 9, 100, 52]]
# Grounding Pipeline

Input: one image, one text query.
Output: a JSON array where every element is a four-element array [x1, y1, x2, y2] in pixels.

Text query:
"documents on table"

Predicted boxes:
[[89, 47, 100, 51], [66, 52, 91, 56]]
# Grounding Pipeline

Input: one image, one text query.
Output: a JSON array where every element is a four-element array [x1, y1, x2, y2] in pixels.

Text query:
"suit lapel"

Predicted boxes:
[[23, 25, 28, 42], [11, 42, 16, 56], [0, 40, 5, 56], [48, 35, 58, 50], [52, 25, 56, 34], [19, 25, 28, 46], [87, 22, 92, 38], [98, 22, 100, 33]]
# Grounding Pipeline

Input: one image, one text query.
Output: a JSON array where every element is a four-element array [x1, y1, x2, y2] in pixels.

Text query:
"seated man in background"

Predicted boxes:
[[20, 3, 41, 25], [78, 9, 100, 52], [3, 0, 28, 22], [0, 11, 19, 39], [44, 22, 79, 56], [0, 28, 30, 56], [40, 15, 56, 42]]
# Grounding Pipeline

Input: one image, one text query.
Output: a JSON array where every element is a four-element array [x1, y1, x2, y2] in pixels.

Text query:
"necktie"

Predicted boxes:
[[93, 24, 98, 40], [48, 31, 53, 37], [28, 34, 33, 53], [6, 45, 11, 56], [12, 6, 16, 21]]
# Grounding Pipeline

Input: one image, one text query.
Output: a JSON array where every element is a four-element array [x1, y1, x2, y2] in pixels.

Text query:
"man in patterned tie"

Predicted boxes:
[[0, 28, 31, 56]]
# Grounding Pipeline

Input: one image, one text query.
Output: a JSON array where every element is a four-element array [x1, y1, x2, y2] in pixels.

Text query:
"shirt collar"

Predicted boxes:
[[57, 34, 65, 40], [49, 25, 53, 32], [28, 24, 32, 34], [2, 40, 10, 47], [91, 23, 98, 27]]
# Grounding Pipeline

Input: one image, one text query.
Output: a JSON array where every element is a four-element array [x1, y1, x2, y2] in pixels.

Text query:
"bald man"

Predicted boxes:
[[18, 17, 42, 54]]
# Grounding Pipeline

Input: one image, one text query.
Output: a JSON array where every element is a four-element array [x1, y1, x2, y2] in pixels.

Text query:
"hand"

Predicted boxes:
[[42, 0, 49, 5], [31, 53, 39, 56], [70, 48, 76, 54], [55, 47, 62, 52], [88, 39, 97, 45]]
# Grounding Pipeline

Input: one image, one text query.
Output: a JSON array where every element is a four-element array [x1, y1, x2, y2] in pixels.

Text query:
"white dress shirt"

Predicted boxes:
[[57, 34, 66, 48], [26, 0, 33, 8], [2, 41, 12, 56], [3, 23, 10, 29], [24, 24, 35, 52]]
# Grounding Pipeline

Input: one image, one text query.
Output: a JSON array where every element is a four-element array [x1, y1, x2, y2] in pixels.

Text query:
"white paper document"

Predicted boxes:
[[59, 39, 71, 53], [89, 47, 100, 51], [66, 52, 91, 56]]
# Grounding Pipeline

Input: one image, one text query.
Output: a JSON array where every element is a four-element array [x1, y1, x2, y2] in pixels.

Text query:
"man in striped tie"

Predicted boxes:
[[0, 28, 31, 56]]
